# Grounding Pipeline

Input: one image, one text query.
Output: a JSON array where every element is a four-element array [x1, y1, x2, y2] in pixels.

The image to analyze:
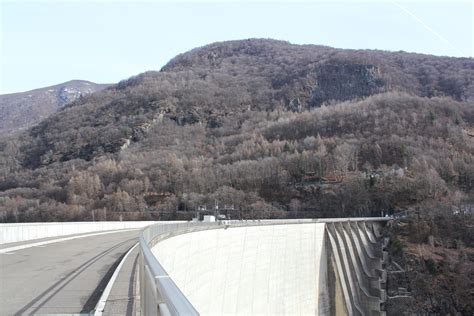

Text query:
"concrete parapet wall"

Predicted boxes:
[[0, 221, 158, 244]]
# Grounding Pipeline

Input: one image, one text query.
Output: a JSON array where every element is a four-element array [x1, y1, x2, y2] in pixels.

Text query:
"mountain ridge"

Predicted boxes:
[[0, 80, 109, 135], [15, 39, 473, 169]]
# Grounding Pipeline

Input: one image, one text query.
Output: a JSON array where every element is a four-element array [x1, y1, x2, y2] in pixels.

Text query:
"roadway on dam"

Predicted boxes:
[[0, 230, 138, 315]]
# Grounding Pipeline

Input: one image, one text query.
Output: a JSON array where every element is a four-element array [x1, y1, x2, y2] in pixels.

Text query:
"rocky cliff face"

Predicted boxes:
[[308, 64, 386, 107]]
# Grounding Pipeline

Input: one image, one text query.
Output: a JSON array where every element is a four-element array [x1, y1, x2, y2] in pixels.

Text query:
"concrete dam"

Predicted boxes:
[[145, 219, 388, 316]]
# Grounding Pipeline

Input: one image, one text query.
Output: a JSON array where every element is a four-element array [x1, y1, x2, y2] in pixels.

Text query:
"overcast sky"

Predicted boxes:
[[1, 0, 472, 94]]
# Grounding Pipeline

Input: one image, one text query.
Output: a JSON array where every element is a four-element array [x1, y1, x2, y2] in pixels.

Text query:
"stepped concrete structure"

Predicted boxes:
[[145, 219, 388, 316]]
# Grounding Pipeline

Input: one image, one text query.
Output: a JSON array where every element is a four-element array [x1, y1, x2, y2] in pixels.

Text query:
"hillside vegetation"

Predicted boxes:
[[1, 38, 473, 221], [0, 39, 473, 314], [14, 39, 474, 168]]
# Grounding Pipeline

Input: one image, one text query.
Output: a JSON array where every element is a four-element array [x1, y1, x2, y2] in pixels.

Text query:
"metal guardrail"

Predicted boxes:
[[139, 222, 216, 316], [138, 218, 390, 315]]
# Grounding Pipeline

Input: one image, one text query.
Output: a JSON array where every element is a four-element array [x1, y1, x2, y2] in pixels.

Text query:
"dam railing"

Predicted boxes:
[[138, 218, 389, 316], [139, 222, 213, 316]]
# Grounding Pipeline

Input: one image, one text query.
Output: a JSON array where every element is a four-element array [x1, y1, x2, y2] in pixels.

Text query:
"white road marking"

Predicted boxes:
[[94, 243, 139, 316], [0, 229, 139, 254]]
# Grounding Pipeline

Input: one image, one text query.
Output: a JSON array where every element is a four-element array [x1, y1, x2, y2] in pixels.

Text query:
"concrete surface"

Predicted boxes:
[[0, 221, 156, 244], [102, 247, 140, 316], [147, 220, 388, 316], [326, 221, 386, 316], [152, 223, 327, 315], [0, 230, 139, 315], [0, 231, 115, 251]]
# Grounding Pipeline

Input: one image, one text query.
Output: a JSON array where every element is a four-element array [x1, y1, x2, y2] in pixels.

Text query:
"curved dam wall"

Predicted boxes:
[[152, 223, 328, 315], [152, 223, 326, 315], [151, 220, 387, 316]]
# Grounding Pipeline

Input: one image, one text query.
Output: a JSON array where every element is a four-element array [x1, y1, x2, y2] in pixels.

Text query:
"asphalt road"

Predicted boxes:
[[0, 230, 139, 315]]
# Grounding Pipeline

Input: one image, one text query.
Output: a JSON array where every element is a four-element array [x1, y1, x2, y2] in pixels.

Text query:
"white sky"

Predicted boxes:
[[1, 0, 472, 94]]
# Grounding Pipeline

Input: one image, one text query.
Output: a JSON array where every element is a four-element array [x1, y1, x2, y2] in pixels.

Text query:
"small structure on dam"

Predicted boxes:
[[146, 219, 388, 315]]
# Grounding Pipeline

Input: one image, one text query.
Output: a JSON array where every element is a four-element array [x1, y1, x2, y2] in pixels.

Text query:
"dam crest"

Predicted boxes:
[[140, 219, 389, 316]]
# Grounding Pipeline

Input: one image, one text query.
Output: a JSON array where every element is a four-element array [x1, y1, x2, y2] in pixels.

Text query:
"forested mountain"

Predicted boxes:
[[0, 39, 473, 314], [0, 80, 109, 135], [1, 38, 473, 220], [11, 40, 473, 168]]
